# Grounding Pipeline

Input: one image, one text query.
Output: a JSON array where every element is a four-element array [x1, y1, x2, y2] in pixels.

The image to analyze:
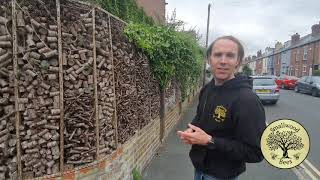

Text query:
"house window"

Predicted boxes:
[[303, 46, 307, 60], [302, 66, 307, 76], [289, 67, 294, 76], [303, 66, 307, 72], [295, 68, 299, 76]]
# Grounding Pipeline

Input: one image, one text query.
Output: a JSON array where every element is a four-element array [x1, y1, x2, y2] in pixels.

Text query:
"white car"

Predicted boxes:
[[252, 76, 280, 104]]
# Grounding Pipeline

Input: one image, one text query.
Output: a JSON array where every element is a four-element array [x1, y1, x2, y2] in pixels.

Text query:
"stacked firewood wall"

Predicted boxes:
[[0, 1, 17, 179], [110, 17, 138, 144], [94, 10, 117, 157], [165, 78, 178, 111], [135, 51, 152, 129], [0, 0, 167, 179], [149, 75, 160, 120], [110, 17, 160, 144], [15, 0, 60, 178], [60, 1, 96, 169]]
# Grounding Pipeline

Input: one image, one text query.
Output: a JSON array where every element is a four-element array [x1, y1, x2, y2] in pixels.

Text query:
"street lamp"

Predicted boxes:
[[203, 3, 212, 87]]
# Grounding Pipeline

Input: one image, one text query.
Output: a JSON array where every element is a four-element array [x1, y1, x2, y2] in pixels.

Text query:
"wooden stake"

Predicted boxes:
[[56, 0, 65, 173], [12, 0, 22, 179], [92, 8, 100, 160], [108, 14, 119, 148]]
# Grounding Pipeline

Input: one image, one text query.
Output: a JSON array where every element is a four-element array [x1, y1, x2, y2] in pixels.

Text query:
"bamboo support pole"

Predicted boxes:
[[92, 8, 100, 160], [12, 0, 22, 179], [56, 0, 65, 173], [108, 15, 119, 148]]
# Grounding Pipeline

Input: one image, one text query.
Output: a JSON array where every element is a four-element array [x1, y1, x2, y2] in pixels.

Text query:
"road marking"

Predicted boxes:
[[304, 159, 320, 177], [292, 167, 307, 180], [299, 163, 318, 180]]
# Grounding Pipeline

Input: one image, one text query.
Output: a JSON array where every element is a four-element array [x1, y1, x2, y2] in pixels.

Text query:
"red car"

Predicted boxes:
[[275, 75, 299, 89]]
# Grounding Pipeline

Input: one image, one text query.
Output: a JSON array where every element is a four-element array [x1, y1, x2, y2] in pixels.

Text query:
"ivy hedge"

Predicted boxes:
[[124, 23, 204, 100]]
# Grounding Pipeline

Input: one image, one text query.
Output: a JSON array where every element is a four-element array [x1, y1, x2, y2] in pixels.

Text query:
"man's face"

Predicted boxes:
[[209, 39, 240, 84]]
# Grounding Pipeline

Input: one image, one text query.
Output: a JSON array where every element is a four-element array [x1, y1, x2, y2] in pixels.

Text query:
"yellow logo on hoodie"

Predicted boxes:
[[214, 105, 227, 122]]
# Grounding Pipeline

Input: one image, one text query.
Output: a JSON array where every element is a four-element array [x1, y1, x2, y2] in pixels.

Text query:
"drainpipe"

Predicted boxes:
[[311, 42, 316, 75], [272, 50, 275, 75]]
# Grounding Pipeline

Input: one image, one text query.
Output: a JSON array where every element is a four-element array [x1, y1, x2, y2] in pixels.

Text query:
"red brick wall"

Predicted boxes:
[[164, 104, 180, 139], [136, 0, 166, 24], [316, 42, 320, 65], [306, 44, 313, 76], [290, 42, 320, 77], [307, 41, 320, 72], [256, 59, 263, 75], [274, 54, 281, 76], [297, 46, 304, 77], [312, 41, 320, 68], [291, 48, 299, 76]]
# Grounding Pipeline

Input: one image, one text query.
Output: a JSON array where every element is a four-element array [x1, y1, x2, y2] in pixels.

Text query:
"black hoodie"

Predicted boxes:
[[189, 74, 266, 179]]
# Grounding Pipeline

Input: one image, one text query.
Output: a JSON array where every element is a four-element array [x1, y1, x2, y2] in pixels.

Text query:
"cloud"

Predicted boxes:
[[166, 0, 320, 55]]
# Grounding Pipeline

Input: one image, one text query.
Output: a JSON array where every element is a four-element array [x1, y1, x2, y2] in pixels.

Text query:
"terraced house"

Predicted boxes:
[[244, 22, 320, 77]]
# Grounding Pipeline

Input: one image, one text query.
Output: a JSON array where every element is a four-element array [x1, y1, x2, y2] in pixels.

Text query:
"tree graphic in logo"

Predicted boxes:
[[266, 130, 304, 160], [214, 106, 226, 122], [261, 119, 310, 169]]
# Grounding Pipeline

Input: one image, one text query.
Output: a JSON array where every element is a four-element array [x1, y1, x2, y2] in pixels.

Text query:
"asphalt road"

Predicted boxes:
[[142, 89, 320, 180], [263, 89, 320, 179]]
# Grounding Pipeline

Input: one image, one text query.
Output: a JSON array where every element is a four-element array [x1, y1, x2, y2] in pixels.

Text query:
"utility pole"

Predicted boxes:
[[203, 3, 212, 87]]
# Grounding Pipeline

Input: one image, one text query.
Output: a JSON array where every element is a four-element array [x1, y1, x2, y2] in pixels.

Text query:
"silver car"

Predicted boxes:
[[252, 76, 280, 104]]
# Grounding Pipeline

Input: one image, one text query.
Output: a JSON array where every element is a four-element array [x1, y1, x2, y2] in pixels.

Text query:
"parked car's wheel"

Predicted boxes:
[[270, 100, 278, 105], [294, 86, 300, 93], [311, 89, 318, 97], [281, 84, 285, 89]]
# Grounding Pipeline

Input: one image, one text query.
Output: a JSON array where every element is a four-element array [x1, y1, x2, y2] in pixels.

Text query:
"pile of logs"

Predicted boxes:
[[165, 78, 177, 112], [16, 1, 60, 178], [110, 16, 161, 143], [110, 17, 139, 144], [61, 2, 96, 168], [150, 75, 160, 120], [174, 78, 181, 105], [0, 2, 17, 180], [0, 0, 163, 178], [95, 11, 116, 156], [135, 51, 152, 129]]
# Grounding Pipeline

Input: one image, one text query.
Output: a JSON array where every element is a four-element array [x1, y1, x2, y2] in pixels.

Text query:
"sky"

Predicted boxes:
[[166, 0, 320, 57]]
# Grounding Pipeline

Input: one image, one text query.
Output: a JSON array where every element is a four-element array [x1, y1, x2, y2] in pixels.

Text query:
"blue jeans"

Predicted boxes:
[[194, 169, 239, 180]]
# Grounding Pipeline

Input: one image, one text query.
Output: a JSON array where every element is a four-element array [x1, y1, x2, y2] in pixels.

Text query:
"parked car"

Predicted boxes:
[[294, 76, 320, 97], [252, 76, 280, 104], [275, 75, 299, 89]]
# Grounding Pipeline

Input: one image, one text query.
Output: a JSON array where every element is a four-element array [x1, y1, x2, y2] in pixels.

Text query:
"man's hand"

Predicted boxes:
[[179, 128, 193, 144], [177, 124, 212, 145]]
